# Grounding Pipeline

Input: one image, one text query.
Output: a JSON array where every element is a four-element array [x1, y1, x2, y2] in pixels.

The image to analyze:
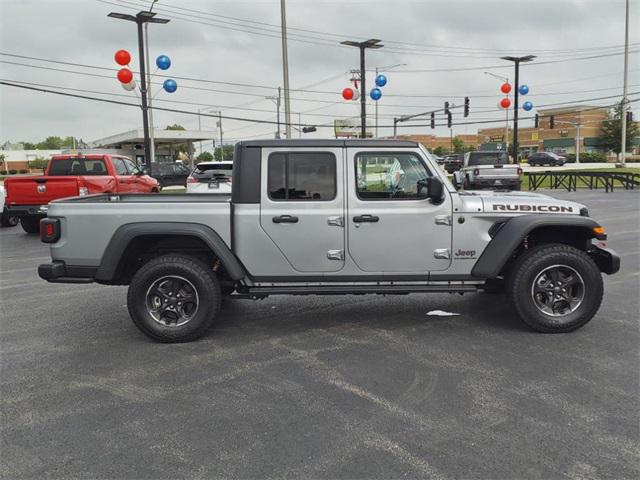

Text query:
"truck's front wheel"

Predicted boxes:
[[127, 254, 221, 342], [508, 244, 603, 333]]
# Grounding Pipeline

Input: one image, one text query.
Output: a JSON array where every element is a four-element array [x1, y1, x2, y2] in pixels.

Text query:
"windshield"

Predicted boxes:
[[49, 158, 108, 176], [468, 152, 509, 166], [192, 163, 233, 180]]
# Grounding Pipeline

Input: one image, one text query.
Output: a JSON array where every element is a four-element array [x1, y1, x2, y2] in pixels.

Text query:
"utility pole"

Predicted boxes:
[[218, 111, 224, 161], [573, 121, 582, 164], [501, 55, 536, 162], [197, 108, 202, 155], [620, 0, 630, 165], [280, 0, 292, 138], [108, 9, 169, 169], [341, 39, 384, 138], [298, 112, 302, 138], [144, 0, 158, 164], [267, 89, 282, 138]]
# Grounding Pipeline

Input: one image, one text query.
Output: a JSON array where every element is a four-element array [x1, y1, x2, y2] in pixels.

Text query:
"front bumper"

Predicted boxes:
[[6, 204, 48, 217], [38, 261, 96, 284], [588, 246, 620, 275]]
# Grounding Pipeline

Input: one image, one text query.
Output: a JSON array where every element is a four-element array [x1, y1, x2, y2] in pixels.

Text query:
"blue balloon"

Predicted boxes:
[[375, 74, 387, 87], [519, 84, 529, 95], [522, 101, 533, 111], [163, 79, 177, 93], [370, 87, 382, 101], [156, 55, 171, 70]]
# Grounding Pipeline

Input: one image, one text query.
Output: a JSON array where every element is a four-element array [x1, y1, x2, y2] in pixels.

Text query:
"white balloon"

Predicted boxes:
[[352, 89, 360, 100], [122, 80, 137, 91]]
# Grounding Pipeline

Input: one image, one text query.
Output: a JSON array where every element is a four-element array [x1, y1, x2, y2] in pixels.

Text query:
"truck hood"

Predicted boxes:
[[460, 190, 587, 216]]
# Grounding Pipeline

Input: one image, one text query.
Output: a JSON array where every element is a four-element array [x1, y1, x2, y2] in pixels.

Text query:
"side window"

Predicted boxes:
[[355, 152, 431, 200], [268, 152, 336, 201], [123, 158, 140, 174], [112, 158, 128, 175]]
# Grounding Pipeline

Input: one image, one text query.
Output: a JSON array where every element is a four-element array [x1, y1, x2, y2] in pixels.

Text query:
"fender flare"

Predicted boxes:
[[94, 222, 247, 282], [471, 215, 601, 278]]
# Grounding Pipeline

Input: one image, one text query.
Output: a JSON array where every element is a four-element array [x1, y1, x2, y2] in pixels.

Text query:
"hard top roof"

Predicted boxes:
[[237, 139, 419, 148]]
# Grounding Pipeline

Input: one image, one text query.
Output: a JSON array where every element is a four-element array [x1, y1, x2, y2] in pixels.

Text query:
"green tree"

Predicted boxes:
[[22, 141, 36, 150], [433, 146, 447, 156], [196, 151, 214, 162], [165, 124, 186, 131], [452, 137, 465, 153], [600, 103, 639, 154], [37, 136, 63, 149], [214, 145, 234, 161], [29, 157, 49, 172]]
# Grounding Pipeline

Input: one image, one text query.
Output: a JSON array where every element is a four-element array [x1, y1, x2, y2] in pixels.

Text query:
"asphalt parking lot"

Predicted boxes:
[[1, 189, 638, 479]]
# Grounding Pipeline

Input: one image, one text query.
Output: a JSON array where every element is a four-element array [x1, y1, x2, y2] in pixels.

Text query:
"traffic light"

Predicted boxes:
[[549, 115, 555, 129], [627, 110, 634, 122], [444, 101, 450, 115], [534, 114, 539, 128], [464, 97, 470, 117], [447, 111, 452, 128], [430, 112, 435, 129]]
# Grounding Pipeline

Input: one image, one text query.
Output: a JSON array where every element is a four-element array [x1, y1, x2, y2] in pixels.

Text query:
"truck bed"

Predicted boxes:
[[47, 193, 232, 266]]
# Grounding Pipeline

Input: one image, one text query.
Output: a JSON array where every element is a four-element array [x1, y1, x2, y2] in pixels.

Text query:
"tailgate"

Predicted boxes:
[[5, 177, 79, 205], [476, 165, 519, 177]]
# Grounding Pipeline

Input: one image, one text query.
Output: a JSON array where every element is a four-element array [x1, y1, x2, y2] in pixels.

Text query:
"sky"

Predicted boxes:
[[0, 0, 638, 148]]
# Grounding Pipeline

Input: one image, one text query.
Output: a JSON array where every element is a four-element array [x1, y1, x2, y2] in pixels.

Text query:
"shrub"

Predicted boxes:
[[19, 169, 28, 174], [28, 157, 49, 171], [8, 169, 17, 175], [0, 170, 7, 175], [565, 152, 607, 163]]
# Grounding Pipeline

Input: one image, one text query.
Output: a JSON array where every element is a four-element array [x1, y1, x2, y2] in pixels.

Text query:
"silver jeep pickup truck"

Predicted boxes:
[[453, 150, 522, 190], [38, 139, 619, 342]]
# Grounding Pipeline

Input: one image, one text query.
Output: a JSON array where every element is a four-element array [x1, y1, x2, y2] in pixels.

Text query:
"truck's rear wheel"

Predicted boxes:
[[20, 217, 40, 234], [508, 244, 603, 333], [127, 254, 221, 342], [1, 214, 19, 227]]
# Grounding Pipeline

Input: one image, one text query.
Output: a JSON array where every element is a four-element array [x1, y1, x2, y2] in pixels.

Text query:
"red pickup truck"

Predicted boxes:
[[4, 154, 159, 233]]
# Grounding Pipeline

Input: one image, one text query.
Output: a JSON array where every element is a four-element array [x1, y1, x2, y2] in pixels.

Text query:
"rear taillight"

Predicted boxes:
[[40, 218, 60, 243], [187, 176, 198, 184], [473, 168, 480, 176], [79, 186, 89, 196]]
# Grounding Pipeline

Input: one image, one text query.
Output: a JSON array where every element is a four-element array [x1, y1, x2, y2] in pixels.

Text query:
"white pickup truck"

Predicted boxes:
[[453, 150, 522, 191]]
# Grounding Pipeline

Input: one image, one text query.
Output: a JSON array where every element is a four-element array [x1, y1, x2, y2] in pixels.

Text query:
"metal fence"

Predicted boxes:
[[525, 171, 640, 192]]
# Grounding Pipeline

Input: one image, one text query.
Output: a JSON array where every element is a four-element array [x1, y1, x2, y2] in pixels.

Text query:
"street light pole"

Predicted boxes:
[[484, 71, 510, 153], [280, 0, 292, 138], [108, 10, 169, 168], [144, 0, 158, 164], [375, 63, 406, 137], [501, 55, 536, 163], [341, 39, 384, 138]]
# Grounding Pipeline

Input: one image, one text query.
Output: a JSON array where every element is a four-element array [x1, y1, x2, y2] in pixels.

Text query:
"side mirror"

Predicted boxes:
[[140, 167, 149, 175], [418, 177, 445, 204], [451, 173, 462, 190]]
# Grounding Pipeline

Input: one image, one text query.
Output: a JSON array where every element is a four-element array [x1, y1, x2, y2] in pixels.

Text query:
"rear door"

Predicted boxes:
[[259, 148, 345, 273], [346, 148, 453, 273]]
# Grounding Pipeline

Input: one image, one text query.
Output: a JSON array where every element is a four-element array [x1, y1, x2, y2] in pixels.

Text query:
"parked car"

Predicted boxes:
[[442, 154, 463, 173], [0, 183, 19, 227], [38, 139, 618, 342], [186, 161, 233, 194], [149, 162, 190, 188], [4, 154, 159, 233], [528, 151, 567, 166], [453, 150, 521, 190]]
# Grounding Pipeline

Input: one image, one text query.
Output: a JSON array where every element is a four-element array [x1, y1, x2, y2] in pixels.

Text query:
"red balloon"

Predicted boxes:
[[500, 82, 512, 94], [117, 68, 133, 84], [342, 87, 354, 100], [500, 97, 511, 109], [114, 50, 131, 66]]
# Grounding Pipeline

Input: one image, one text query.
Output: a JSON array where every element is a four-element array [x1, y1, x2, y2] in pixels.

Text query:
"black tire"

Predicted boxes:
[[20, 216, 40, 234], [127, 254, 221, 342], [507, 243, 603, 333], [1, 214, 19, 227]]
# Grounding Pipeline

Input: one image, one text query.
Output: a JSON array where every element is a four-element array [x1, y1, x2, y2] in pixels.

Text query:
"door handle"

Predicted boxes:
[[353, 214, 380, 223], [272, 215, 299, 224]]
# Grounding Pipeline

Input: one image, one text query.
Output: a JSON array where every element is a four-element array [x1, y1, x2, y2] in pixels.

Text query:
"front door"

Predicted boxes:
[[112, 157, 135, 193], [346, 148, 453, 273], [259, 148, 345, 273]]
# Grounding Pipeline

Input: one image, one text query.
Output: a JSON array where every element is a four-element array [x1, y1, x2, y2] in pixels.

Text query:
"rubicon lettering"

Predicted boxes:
[[492, 204, 574, 213]]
